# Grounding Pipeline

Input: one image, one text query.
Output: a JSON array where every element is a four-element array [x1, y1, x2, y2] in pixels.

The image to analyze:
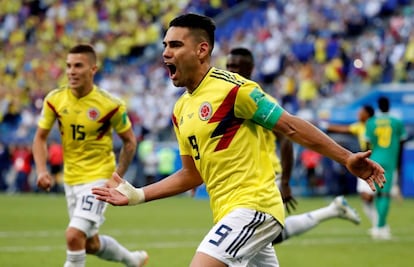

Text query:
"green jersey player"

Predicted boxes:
[[365, 96, 407, 240]]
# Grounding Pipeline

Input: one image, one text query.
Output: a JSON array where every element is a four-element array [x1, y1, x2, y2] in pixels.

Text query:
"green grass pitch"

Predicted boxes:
[[0, 193, 413, 266]]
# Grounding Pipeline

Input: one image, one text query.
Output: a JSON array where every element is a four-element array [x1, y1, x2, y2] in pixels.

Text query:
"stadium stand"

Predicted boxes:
[[1, 0, 413, 195]]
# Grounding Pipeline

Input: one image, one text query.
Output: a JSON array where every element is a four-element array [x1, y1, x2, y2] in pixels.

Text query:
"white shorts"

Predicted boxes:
[[197, 208, 282, 267], [356, 178, 374, 195], [64, 179, 108, 237]]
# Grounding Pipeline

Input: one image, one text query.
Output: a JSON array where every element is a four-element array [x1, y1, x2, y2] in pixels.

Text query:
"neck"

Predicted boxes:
[[72, 85, 94, 98]]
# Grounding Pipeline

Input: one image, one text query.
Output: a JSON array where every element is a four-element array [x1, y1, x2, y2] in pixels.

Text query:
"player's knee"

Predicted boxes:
[[85, 235, 100, 254], [65, 227, 86, 250]]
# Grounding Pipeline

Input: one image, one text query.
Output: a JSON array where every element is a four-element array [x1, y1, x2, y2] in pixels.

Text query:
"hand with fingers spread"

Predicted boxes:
[[280, 183, 297, 214], [345, 150, 386, 191]]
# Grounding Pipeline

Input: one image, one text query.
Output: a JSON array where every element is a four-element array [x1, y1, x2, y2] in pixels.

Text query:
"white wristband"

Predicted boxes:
[[115, 181, 145, 205]]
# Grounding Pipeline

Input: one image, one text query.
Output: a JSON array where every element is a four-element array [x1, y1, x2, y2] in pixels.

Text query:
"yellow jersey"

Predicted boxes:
[[349, 122, 367, 151], [172, 67, 285, 224], [38, 85, 132, 185]]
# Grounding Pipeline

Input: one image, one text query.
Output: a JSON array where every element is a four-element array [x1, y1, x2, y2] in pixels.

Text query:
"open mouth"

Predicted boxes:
[[165, 63, 177, 77]]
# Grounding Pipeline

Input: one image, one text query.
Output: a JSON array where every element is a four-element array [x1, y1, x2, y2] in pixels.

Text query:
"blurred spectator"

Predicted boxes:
[[0, 141, 11, 191], [1, 95, 22, 132], [297, 61, 319, 108], [137, 138, 159, 186], [300, 148, 323, 195], [47, 139, 64, 193], [156, 145, 177, 180], [404, 32, 414, 81], [10, 142, 33, 193]]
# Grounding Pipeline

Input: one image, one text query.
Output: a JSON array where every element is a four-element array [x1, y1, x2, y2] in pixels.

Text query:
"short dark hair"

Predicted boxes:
[[363, 105, 375, 117], [229, 47, 254, 65], [169, 13, 216, 51], [378, 96, 390, 112], [69, 44, 97, 63]]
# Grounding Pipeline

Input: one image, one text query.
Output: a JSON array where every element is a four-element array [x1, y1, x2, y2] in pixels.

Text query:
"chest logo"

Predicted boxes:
[[87, 108, 100, 121], [199, 102, 213, 121]]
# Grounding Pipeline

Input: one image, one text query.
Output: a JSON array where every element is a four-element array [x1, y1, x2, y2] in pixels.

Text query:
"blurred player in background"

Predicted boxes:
[[322, 105, 377, 231], [225, 47, 295, 208], [226, 47, 361, 245], [365, 96, 407, 240], [32, 44, 148, 267], [93, 13, 385, 267]]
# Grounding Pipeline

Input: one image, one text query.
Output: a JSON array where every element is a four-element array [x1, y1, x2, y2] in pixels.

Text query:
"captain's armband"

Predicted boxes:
[[252, 96, 284, 129]]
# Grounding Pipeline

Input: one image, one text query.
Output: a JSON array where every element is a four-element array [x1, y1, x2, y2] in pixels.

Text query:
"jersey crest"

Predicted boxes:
[[199, 102, 213, 121], [88, 107, 100, 121]]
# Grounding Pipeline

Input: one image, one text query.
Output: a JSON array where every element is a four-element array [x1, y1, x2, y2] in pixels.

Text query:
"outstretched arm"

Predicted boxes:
[[273, 112, 385, 190], [93, 155, 203, 205], [143, 155, 203, 201], [325, 124, 351, 134]]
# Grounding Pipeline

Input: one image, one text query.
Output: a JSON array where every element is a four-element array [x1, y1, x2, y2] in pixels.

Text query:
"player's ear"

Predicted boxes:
[[91, 64, 98, 75], [197, 41, 209, 59]]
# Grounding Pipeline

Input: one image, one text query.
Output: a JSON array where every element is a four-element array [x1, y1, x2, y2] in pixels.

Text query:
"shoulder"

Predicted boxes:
[[364, 117, 376, 131], [349, 122, 359, 131], [349, 121, 357, 127], [391, 116, 404, 123], [208, 68, 249, 87], [94, 87, 125, 106], [393, 117, 406, 130], [45, 85, 69, 99], [366, 116, 375, 124], [43, 86, 69, 105]]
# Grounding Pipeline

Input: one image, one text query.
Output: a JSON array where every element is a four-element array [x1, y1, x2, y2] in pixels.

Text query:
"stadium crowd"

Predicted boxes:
[[0, 0, 413, 193]]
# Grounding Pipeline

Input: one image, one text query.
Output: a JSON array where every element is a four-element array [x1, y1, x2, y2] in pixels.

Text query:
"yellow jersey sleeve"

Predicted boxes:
[[38, 89, 60, 130], [348, 122, 359, 135]]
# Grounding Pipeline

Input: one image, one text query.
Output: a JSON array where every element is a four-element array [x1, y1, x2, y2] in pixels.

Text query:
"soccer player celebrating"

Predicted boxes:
[[93, 14, 385, 267], [32, 44, 148, 267], [365, 96, 407, 240]]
